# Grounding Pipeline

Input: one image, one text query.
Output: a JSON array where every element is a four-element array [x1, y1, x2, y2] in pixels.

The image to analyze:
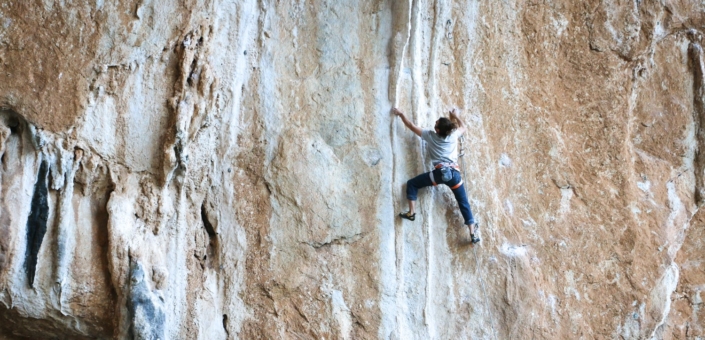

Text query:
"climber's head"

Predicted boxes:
[[434, 117, 457, 138]]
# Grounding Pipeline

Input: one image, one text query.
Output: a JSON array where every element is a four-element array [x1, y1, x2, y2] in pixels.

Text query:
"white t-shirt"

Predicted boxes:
[[421, 129, 459, 165]]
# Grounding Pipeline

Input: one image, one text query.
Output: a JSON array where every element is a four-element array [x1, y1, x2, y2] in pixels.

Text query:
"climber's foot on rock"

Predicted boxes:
[[469, 223, 480, 244], [399, 211, 416, 221]]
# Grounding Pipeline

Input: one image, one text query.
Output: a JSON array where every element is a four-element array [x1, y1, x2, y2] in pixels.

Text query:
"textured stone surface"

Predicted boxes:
[[0, 0, 704, 339]]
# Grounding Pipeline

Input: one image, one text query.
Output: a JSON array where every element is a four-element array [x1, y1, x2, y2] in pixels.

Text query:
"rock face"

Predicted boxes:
[[0, 0, 704, 339]]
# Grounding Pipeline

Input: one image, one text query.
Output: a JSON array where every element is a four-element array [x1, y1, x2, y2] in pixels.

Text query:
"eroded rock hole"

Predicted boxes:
[[24, 161, 49, 287], [6, 116, 19, 134], [201, 203, 218, 268], [187, 58, 198, 87], [201, 204, 216, 238]]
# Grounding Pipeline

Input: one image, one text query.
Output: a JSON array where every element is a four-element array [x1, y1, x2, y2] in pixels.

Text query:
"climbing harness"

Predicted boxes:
[[457, 135, 497, 340], [434, 162, 460, 170], [429, 162, 463, 188]]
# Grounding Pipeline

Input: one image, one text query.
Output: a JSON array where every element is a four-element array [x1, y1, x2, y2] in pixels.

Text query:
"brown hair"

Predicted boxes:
[[436, 117, 457, 137]]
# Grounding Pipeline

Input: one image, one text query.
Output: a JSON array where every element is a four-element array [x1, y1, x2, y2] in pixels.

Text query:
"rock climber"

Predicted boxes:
[[392, 107, 480, 244]]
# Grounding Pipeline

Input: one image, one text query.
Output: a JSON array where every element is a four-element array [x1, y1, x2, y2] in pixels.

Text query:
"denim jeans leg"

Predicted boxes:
[[450, 178, 475, 225], [406, 171, 435, 201]]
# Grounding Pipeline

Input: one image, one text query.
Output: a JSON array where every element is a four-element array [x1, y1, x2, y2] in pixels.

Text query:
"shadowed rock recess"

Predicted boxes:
[[0, 1, 704, 339]]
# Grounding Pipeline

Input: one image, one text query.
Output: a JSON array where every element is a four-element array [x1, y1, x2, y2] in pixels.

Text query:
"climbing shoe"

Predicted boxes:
[[398, 211, 416, 221], [469, 223, 481, 244]]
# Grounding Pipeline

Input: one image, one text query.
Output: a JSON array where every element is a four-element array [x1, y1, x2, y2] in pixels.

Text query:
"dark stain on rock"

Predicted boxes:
[[24, 160, 49, 287], [128, 259, 165, 340]]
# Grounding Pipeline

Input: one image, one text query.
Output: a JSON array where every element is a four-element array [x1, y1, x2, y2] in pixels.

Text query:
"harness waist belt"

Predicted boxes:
[[434, 162, 460, 170]]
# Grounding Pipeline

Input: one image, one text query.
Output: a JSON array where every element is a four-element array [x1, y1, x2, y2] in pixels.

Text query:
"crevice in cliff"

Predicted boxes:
[[688, 40, 705, 205], [302, 232, 364, 249], [98, 186, 118, 335], [386, 1, 414, 338], [24, 160, 49, 287], [222, 314, 229, 337]]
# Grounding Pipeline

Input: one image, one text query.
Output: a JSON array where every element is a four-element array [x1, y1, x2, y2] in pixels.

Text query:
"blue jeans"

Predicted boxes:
[[406, 168, 475, 225]]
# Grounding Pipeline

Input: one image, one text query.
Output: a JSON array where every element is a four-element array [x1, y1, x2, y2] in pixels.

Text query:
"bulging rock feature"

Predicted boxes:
[[0, 0, 704, 339]]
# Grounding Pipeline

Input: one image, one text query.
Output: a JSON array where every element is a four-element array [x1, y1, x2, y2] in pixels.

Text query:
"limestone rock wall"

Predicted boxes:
[[0, 0, 704, 339]]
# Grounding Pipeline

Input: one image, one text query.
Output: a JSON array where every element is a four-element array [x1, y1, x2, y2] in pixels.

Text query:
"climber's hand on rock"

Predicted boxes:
[[393, 108, 422, 136], [450, 108, 467, 135], [392, 107, 404, 118], [449, 108, 460, 120]]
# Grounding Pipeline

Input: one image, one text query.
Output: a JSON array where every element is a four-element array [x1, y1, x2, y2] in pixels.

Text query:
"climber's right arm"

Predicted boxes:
[[449, 108, 467, 136], [392, 108, 423, 137]]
